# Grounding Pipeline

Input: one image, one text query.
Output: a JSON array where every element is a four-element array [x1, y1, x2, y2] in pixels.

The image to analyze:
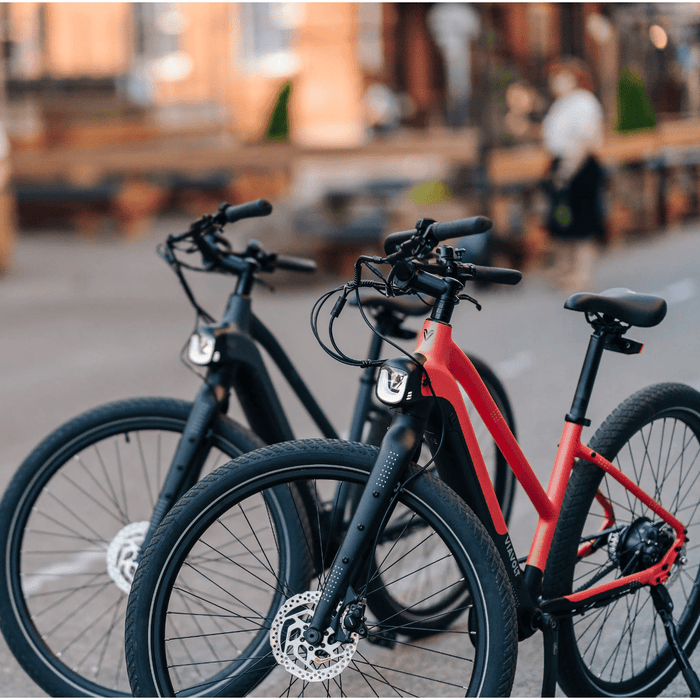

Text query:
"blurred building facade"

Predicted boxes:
[[5, 3, 700, 143], [3, 3, 700, 267]]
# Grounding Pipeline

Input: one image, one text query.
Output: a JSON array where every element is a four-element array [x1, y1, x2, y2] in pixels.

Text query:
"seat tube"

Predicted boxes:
[[566, 331, 606, 426]]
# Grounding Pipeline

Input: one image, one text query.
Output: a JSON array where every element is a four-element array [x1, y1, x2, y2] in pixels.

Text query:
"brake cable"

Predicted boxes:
[[157, 240, 216, 324]]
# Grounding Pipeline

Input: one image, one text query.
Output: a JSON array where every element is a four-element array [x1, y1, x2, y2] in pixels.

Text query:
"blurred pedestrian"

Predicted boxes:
[[541, 58, 606, 292]]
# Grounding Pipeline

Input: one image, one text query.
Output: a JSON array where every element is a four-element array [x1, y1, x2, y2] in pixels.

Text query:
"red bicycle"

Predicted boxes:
[[125, 216, 700, 697]]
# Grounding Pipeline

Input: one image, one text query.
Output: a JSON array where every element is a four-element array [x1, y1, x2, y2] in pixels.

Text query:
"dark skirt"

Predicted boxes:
[[543, 156, 606, 241]]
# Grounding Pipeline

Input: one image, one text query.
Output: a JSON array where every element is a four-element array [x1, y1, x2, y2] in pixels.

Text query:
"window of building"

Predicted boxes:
[[237, 3, 301, 77]]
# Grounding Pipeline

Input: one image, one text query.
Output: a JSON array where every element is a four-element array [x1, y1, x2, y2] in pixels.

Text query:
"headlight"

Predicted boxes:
[[188, 329, 218, 365], [376, 365, 409, 405]]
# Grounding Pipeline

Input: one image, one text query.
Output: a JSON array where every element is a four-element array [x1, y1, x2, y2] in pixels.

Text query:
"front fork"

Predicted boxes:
[[304, 406, 429, 645], [138, 376, 227, 559]]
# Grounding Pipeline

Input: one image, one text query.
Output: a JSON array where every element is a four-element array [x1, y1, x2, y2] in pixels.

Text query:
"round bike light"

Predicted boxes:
[[376, 365, 410, 405], [188, 329, 217, 365]]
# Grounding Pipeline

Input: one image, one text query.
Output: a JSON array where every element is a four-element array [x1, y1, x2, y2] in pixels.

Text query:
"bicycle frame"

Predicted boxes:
[[413, 318, 687, 623], [302, 313, 687, 646], [140, 273, 408, 554]]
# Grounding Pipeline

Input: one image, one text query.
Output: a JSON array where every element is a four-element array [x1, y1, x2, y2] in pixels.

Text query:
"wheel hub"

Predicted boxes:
[[106, 521, 149, 594], [613, 517, 674, 574], [270, 591, 359, 682]]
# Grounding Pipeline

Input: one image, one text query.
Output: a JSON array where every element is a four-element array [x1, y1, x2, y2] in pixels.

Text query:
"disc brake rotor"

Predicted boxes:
[[270, 591, 360, 682], [106, 521, 149, 594]]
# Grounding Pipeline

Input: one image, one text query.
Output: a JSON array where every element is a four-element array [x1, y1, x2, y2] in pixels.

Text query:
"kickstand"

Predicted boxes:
[[539, 612, 559, 697], [650, 584, 700, 697]]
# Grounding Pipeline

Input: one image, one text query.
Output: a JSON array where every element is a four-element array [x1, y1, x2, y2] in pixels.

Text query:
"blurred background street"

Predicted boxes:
[[2, 1, 700, 696], [3, 4, 700, 273]]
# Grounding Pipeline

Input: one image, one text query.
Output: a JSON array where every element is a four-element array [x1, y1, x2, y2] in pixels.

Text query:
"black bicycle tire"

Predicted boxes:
[[125, 439, 518, 697], [544, 382, 700, 697], [0, 397, 264, 698]]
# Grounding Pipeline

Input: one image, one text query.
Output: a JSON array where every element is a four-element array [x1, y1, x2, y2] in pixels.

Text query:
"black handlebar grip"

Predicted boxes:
[[224, 199, 273, 223], [430, 216, 492, 242], [274, 255, 317, 274], [470, 264, 522, 285], [383, 229, 417, 255]]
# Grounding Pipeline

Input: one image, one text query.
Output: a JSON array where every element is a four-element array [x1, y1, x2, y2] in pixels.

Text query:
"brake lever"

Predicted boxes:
[[158, 241, 177, 266], [213, 231, 232, 250], [384, 222, 438, 265], [253, 276, 274, 292], [167, 230, 193, 244]]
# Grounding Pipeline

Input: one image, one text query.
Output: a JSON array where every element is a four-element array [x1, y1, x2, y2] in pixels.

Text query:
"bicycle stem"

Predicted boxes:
[[303, 406, 430, 645]]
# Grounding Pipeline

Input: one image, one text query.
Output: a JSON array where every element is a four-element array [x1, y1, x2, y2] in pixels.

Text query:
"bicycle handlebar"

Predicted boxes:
[[167, 200, 316, 277], [431, 216, 492, 242], [383, 216, 493, 257], [392, 259, 521, 297], [273, 254, 317, 274], [467, 264, 522, 286], [380, 215, 519, 294], [221, 199, 273, 224]]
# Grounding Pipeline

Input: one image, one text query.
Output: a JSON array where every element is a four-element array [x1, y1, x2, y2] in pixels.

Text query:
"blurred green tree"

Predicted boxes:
[[615, 67, 657, 133], [264, 82, 292, 142]]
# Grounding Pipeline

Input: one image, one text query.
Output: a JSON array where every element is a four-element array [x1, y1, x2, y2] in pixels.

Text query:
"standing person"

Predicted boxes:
[[541, 58, 606, 292]]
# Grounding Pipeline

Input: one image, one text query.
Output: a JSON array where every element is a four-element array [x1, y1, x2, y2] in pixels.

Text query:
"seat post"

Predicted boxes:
[[566, 330, 607, 426]]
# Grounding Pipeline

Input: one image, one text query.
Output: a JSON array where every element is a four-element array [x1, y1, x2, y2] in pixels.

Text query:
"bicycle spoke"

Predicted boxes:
[[91, 443, 129, 523], [114, 437, 130, 523], [71, 454, 128, 524], [135, 432, 156, 509]]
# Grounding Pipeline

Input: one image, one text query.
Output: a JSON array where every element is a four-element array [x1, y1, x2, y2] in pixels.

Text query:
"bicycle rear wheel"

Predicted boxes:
[[126, 439, 518, 697], [0, 397, 263, 697], [545, 383, 700, 697]]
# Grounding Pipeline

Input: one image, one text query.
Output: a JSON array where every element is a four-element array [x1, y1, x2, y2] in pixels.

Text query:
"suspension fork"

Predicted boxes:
[[330, 329, 386, 536], [304, 406, 430, 645], [138, 372, 229, 558]]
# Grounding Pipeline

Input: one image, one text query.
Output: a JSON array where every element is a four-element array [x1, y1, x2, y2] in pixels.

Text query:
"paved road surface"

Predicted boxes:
[[1, 217, 700, 696]]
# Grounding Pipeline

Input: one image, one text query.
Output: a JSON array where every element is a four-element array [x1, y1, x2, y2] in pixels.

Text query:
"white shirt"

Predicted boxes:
[[542, 89, 604, 179]]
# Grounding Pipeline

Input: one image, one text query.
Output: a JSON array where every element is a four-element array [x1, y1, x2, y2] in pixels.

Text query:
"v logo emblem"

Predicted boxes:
[[423, 329, 434, 341]]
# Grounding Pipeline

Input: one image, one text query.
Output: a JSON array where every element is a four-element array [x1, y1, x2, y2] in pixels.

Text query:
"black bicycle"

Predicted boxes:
[[0, 200, 516, 697]]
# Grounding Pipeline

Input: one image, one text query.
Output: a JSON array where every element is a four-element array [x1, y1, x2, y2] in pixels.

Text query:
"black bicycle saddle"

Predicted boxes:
[[564, 287, 667, 328]]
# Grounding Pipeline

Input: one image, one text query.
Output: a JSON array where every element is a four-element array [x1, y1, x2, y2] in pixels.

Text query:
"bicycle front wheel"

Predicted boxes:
[[126, 439, 518, 697], [0, 397, 264, 697], [545, 383, 700, 697]]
